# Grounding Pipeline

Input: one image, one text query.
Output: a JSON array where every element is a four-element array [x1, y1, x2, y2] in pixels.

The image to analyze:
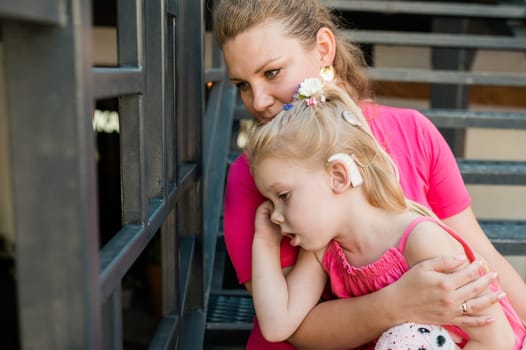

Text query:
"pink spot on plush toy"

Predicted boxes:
[[375, 322, 459, 350]]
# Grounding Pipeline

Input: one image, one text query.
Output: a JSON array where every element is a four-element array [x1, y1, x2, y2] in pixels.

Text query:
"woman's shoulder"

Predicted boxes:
[[228, 152, 251, 179], [361, 102, 430, 126], [362, 102, 440, 142], [226, 152, 262, 196]]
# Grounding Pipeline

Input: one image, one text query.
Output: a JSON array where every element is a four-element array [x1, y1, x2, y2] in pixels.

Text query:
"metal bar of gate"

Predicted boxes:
[[3, 0, 102, 348], [0, 0, 63, 25], [2, 0, 208, 348]]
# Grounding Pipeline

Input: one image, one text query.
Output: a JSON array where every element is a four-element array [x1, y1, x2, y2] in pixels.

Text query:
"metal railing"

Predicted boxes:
[[0, 0, 224, 348]]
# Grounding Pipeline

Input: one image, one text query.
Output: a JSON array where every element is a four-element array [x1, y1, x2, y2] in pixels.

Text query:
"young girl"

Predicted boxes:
[[216, 0, 526, 348], [245, 78, 526, 349]]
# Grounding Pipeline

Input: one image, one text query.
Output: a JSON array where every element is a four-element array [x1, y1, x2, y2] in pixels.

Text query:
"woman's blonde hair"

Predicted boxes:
[[214, 0, 372, 102], [245, 83, 433, 216]]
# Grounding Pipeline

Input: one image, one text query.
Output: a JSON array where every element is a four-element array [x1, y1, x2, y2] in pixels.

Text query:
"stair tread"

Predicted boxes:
[[458, 159, 526, 185], [348, 30, 526, 51], [368, 67, 526, 87], [323, 0, 526, 19], [422, 109, 526, 129]]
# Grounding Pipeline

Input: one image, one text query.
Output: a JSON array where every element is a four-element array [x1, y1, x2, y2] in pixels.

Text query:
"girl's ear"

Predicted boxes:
[[316, 27, 336, 66], [327, 159, 352, 193], [327, 153, 363, 192]]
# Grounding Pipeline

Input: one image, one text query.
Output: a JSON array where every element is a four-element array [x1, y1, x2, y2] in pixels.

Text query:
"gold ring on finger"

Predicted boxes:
[[461, 301, 468, 314]]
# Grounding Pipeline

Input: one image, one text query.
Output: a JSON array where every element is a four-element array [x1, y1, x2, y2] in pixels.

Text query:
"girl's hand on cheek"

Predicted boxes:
[[254, 200, 282, 245], [397, 256, 500, 327]]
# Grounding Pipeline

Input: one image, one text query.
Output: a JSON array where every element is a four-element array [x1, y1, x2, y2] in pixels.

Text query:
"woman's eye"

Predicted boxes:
[[264, 69, 280, 79], [235, 81, 249, 91]]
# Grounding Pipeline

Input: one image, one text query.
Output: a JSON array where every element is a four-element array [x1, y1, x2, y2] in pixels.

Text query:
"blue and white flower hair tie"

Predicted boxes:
[[283, 65, 334, 110]]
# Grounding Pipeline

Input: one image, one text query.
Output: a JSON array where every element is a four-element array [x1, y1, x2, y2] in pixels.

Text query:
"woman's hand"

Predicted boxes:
[[254, 200, 282, 245], [398, 255, 503, 327]]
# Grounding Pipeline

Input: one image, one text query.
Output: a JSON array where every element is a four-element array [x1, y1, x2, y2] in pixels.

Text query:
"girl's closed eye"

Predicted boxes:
[[278, 191, 290, 201]]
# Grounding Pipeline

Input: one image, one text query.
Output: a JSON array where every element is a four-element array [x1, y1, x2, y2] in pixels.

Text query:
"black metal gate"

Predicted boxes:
[[0, 0, 232, 348]]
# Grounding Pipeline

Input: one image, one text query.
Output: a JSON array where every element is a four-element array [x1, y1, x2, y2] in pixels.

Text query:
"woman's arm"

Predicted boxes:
[[252, 202, 327, 342], [443, 206, 526, 326], [405, 221, 515, 350], [287, 255, 499, 350], [415, 109, 526, 323]]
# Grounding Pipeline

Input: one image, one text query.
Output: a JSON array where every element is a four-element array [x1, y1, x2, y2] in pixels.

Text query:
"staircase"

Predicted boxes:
[[203, 1, 526, 348]]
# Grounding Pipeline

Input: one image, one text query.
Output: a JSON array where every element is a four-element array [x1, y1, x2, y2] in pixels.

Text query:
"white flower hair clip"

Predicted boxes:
[[296, 77, 324, 101], [283, 65, 334, 110]]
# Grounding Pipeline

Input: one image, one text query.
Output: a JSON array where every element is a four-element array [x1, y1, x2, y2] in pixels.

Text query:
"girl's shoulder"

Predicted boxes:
[[402, 217, 470, 267]]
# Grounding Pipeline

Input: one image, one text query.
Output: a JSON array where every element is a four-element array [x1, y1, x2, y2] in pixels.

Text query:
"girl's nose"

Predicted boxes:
[[270, 209, 284, 225]]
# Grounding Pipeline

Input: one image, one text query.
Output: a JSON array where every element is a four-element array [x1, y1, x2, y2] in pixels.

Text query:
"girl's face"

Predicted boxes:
[[223, 20, 324, 124], [254, 157, 340, 251]]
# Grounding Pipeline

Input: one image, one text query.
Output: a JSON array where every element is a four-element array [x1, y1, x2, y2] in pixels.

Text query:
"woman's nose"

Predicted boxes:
[[252, 85, 274, 113]]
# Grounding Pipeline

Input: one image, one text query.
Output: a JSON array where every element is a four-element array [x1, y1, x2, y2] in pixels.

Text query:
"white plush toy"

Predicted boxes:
[[375, 322, 459, 350]]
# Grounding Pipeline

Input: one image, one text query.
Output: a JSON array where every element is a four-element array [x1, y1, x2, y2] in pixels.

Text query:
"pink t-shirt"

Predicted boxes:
[[222, 103, 471, 349]]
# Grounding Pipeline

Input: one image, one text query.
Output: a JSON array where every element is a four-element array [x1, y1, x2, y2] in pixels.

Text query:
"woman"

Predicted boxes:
[[215, 0, 526, 348]]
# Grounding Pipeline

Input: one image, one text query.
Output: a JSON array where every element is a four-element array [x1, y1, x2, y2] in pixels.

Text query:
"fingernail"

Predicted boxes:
[[497, 292, 506, 300], [492, 272, 498, 279], [471, 259, 485, 268], [455, 255, 467, 261]]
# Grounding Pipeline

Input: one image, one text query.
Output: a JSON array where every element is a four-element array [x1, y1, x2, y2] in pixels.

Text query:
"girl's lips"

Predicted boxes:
[[285, 233, 299, 247]]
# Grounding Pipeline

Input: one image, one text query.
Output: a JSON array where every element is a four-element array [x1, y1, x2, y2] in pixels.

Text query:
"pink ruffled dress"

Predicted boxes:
[[322, 216, 526, 350]]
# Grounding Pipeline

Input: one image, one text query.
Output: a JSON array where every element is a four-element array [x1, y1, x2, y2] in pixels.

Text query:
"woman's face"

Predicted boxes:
[[223, 20, 324, 124]]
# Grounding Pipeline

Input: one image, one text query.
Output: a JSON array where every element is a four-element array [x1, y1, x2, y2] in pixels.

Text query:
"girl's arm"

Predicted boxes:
[[404, 220, 515, 350], [287, 255, 499, 350], [443, 206, 526, 326], [252, 201, 327, 342]]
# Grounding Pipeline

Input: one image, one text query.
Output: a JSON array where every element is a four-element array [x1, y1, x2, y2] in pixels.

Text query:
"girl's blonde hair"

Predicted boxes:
[[214, 0, 372, 102], [245, 83, 433, 216]]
